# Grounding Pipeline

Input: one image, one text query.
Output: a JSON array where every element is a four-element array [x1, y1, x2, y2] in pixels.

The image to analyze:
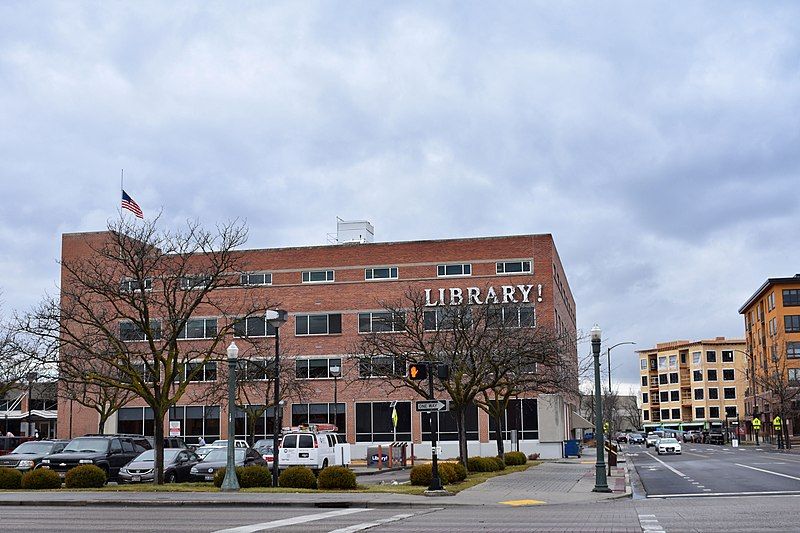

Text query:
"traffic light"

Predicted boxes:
[[408, 363, 428, 380]]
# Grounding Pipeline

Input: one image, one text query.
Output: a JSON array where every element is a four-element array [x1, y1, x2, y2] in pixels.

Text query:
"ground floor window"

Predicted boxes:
[[117, 407, 155, 436], [355, 401, 411, 442], [168, 405, 220, 445], [292, 402, 346, 441], [234, 405, 277, 445], [487, 399, 539, 440], [422, 403, 479, 441]]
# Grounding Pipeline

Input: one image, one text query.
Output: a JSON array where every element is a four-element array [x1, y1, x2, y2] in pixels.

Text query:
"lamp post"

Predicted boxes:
[[267, 309, 288, 488], [221, 342, 240, 492], [26, 372, 38, 438], [591, 325, 611, 492], [330, 364, 341, 433], [606, 341, 636, 394]]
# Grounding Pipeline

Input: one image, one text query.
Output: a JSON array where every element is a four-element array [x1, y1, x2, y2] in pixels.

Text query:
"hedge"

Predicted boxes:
[[0, 467, 22, 490], [466, 456, 504, 473], [21, 469, 62, 490], [503, 451, 527, 466], [213, 466, 271, 488], [278, 466, 317, 489], [64, 465, 106, 488], [317, 466, 357, 490]]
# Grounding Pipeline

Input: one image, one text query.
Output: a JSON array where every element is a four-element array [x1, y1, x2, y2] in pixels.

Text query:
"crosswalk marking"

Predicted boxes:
[[212, 509, 368, 533], [327, 513, 415, 533]]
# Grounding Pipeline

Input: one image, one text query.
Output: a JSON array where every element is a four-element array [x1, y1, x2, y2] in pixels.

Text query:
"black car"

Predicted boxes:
[[39, 435, 150, 481], [0, 440, 69, 472], [189, 447, 266, 482], [119, 448, 200, 483], [628, 433, 645, 445]]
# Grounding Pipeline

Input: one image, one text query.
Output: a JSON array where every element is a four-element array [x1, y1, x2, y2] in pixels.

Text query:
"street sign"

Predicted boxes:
[[408, 363, 428, 380], [773, 416, 782, 429], [752, 417, 762, 430], [416, 400, 449, 412]]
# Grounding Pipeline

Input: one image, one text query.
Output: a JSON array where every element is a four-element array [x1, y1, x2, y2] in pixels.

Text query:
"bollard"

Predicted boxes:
[[378, 444, 383, 470]]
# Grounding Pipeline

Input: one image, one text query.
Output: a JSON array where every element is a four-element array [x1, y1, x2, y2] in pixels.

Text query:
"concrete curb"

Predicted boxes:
[[0, 498, 451, 509]]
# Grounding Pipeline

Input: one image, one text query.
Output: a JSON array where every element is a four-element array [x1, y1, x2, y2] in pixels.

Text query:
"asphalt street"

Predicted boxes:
[[626, 442, 800, 497]]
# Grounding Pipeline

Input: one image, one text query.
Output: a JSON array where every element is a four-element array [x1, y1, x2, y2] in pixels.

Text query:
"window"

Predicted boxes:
[[783, 289, 800, 306], [234, 316, 277, 337], [692, 352, 701, 365], [355, 401, 412, 442], [292, 403, 346, 441], [650, 358, 657, 370], [670, 391, 679, 402], [295, 357, 342, 379], [669, 355, 677, 369], [659, 374, 668, 385], [117, 407, 155, 436], [723, 369, 735, 381], [186, 362, 217, 382], [496, 261, 532, 274], [424, 307, 469, 331], [437, 264, 471, 277], [707, 369, 718, 382], [488, 399, 539, 440], [237, 359, 274, 381], [706, 351, 716, 363], [302, 270, 334, 283], [722, 350, 734, 363], [769, 317, 778, 336], [640, 359, 647, 370], [358, 355, 405, 378], [642, 393, 649, 404], [178, 318, 217, 339], [787, 342, 800, 358], [789, 368, 800, 385], [709, 406, 720, 418], [643, 410, 650, 421], [424, 403, 480, 441], [694, 389, 704, 400], [669, 373, 679, 384], [169, 405, 220, 445], [641, 376, 648, 386], [785, 316, 800, 333], [768, 291, 776, 310], [725, 406, 737, 418], [295, 314, 342, 335], [661, 409, 670, 420], [680, 353, 687, 364], [658, 357, 667, 369], [233, 405, 278, 442], [365, 267, 398, 280], [695, 407, 705, 419], [120, 278, 152, 292], [671, 408, 681, 419], [708, 388, 719, 400], [487, 305, 535, 328], [723, 387, 736, 400], [240, 272, 272, 286], [693, 370, 703, 382], [358, 312, 405, 333], [120, 320, 161, 342], [660, 391, 669, 402], [180, 275, 212, 290]]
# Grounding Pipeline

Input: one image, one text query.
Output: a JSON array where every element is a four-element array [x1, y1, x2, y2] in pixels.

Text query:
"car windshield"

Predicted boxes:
[[659, 438, 678, 444], [254, 442, 273, 453], [133, 449, 180, 462], [202, 448, 245, 462], [630, 434, 642, 438], [62, 438, 109, 453], [12, 442, 55, 454]]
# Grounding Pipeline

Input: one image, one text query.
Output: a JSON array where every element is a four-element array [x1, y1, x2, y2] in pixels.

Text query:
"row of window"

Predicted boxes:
[[642, 405, 737, 422], [641, 368, 736, 387], [642, 350, 735, 371], [645, 386, 737, 404]]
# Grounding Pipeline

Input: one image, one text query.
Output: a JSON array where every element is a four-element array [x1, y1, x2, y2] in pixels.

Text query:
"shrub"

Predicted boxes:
[[466, 456, 493, 472], [214, 467, 271, 488], [409, 463, 432, 486], [449, 462, 468, 482], [437, 463, 457, 484], [504, 451, 527, 466], [21, 469, 62, 490], [0, 467, 22, 489], [490, 456, 506, 470], [317, 466, 357, 490], [64, 465, 106, 488], [278, 466, 317, 489]]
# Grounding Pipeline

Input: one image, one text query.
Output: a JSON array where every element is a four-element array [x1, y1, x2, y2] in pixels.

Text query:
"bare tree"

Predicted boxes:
[[21, 217, 274, 483], [356, 287, 577, 465], [621, 394, 643, 430], [0, 295, 40, 402], [749, 342, 800, 449], [59, 370, 135, 435]]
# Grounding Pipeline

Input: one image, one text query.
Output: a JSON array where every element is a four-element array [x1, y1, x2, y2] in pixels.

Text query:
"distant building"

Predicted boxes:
[[0, 382, 58, 438], [637, 338, 747, 432], [739, 275, 800, 439]]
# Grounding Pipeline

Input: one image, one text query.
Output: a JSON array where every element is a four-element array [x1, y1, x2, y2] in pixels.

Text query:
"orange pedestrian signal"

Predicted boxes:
[[408, 363, 428, 380]]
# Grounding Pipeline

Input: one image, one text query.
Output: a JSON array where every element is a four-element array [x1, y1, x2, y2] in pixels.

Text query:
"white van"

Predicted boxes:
[[278, 425, 338, 473]]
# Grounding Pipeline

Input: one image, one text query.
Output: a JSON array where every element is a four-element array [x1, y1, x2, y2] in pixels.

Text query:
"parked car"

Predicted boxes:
[[683, 430, 702, 443], [0, 440, 69, 472], [656, 437, 682, 455], [614, 432, 628, 443], [279, 426, 338, 473], [145, 436, 189, 450], [253, 439, 275, 469], [645, 431, 663, 448], [119, 448, 200, 484], [209, 439, 249, 449], [0, 436, 35, 455], [628, 433, 645, 445], [39, 435, 150, 481], [189, 447, 266, 481], [194, 445, 217, 459]]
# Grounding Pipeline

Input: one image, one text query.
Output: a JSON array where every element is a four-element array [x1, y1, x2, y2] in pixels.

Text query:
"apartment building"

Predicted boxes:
[[739, 275, 800, 437], [638, 338, 747, 432]]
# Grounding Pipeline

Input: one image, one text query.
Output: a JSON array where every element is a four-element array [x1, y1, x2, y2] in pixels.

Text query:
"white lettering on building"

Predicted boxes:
[[424, 285, 536, 306]]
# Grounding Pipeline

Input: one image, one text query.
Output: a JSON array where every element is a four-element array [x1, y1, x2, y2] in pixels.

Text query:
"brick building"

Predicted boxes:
[[58, 224, 578, 459], [638, 338, 747, 433]]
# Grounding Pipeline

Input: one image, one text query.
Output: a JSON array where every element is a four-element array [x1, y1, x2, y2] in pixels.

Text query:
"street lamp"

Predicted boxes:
[[267, 309, 288, 488], [591, 325, 611, 493], [606, 341, 636, 394], [221, 342, 240, 492], [330, 364, 341, 435], [26, 372, 38, 438]]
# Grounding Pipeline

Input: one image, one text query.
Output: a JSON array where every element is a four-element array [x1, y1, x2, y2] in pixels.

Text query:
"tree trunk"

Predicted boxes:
[[97, 412, 108, 435], [154, 411, 165, 484], [456, 408, 468, 467]]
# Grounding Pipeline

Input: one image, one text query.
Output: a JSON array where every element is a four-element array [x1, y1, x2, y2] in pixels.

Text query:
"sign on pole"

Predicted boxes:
[[169, 421, 181, 437], [416, 400, 449, 412], [752, 417, 762, 430]]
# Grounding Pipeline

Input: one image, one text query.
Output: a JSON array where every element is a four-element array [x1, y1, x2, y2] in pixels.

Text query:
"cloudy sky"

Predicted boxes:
[[2, 1, 799, 392]]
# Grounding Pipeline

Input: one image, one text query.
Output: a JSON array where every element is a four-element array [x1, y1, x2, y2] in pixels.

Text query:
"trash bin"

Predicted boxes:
[[606, 442, 617, 466], [564, 439, 581, 457]]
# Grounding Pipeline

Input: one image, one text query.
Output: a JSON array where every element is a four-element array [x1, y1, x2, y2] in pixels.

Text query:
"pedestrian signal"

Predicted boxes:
[[408, 363, 428, 380]]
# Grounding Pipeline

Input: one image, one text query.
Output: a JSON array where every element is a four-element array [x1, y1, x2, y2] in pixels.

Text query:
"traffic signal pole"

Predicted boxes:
[[427, 365, 443, 491]]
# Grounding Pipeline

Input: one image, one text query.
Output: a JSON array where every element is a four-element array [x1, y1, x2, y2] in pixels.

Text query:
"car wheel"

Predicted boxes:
[[657, 450, 661, 455], [166, 471, 177, 484], [322, 459, 328, 470]]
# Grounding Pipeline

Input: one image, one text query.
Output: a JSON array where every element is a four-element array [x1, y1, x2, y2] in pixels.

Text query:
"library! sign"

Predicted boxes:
[[424, 284, 542, 306]]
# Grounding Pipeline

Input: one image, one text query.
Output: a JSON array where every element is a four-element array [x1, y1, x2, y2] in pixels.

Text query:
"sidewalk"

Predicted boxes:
[[0, 451, 629, 508]]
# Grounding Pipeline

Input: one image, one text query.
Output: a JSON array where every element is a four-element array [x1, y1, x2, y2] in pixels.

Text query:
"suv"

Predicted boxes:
[[278, 424, 338, 473], [0, 440, 68, 472], [39, 435, 150, 481], [645, 431, 663, 448]]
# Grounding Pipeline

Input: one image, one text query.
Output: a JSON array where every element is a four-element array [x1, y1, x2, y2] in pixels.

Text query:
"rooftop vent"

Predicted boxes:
[[327, 217, 374, 244]]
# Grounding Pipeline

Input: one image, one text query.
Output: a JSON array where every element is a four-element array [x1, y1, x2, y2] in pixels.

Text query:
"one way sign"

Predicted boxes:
[[416, 400, 449, 412]]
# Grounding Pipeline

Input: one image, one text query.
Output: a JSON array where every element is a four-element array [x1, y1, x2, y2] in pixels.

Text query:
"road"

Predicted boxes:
[[626, 442, 800, 497]]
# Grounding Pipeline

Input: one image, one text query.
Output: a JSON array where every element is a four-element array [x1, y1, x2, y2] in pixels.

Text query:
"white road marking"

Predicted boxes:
[[735, 463, 800, 481], [638, 513, 665, 532], [646, 452, 687, 478], [212, 509, 369, 533], [327, 513, 415, 533], [649, 490, 800, 498]]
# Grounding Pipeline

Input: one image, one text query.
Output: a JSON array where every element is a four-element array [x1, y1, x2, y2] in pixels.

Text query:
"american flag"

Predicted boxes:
[[121, 190, 144, 219]]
